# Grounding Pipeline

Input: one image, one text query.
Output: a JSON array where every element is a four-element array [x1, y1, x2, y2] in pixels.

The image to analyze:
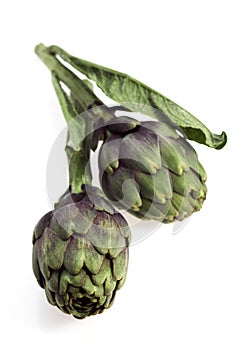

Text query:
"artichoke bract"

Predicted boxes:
[[32, 186, 130, 319], [99, 117, 207, 223]]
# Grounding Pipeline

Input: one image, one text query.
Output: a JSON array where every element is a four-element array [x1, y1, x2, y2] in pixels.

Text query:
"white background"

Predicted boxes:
[[0, 0, 245, 349]]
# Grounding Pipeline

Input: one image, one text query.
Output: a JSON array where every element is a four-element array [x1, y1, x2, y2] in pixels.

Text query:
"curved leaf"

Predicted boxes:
[[48, 45, 227, 149]]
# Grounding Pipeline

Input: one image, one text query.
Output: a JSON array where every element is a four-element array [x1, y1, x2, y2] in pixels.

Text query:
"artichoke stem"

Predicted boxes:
[[68, 149, 92, 193], [35, 43, 101, 116], [35, 44, 95, 193]]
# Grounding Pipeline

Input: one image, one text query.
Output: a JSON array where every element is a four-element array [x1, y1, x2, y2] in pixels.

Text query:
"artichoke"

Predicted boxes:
[[32, 185, 130, 319], [99, 116, 207, 223]]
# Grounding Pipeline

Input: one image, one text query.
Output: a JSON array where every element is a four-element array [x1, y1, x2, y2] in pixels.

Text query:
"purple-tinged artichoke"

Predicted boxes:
[[99, 117, 207, 223], [32, 186, 130, 319]]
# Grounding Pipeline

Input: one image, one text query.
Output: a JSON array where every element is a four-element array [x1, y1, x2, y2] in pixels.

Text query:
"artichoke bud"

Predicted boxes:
[[32, 185, 130, 319], [99, 118, 207, 223]]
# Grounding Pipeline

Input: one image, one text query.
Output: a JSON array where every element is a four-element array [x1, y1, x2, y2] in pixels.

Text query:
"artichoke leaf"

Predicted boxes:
[[49, 45, 227, 149]]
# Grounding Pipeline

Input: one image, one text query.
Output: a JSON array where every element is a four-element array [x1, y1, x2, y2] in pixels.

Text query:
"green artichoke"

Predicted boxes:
[[99, 117, 207, 223], [32, 185, 130, 319]]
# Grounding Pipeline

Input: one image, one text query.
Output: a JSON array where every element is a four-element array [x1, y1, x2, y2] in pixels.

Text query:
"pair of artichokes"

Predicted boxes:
[[33, 44, 226, 319]]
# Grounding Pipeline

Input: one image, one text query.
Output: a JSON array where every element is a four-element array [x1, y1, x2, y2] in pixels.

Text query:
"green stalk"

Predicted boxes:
[[51, 73, 92, 193], [35, 44, 98, 193], [35, 43, 101, 112]]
